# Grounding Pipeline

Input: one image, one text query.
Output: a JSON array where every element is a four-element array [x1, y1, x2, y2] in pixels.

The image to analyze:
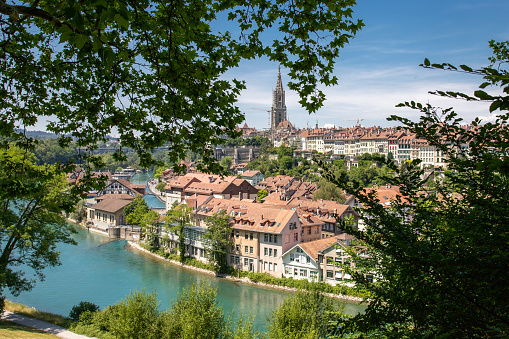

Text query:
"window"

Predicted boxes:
[[245, 233, 248, 239], [326, 270, 334, 278], [244, 258, 248, 266], [245, 246, 248, 253], [285, 266, 290, 275], [300, 269, 307, 277], [327, 257, 334, 265], [250, 246, 253, 254], [294, 233, 298, 241], [274, 249, 277, 257], [236, 245, 240, 252], [250, 232, 253, 240], [308, 228, 311, 235], [290, 254, 294, 261], [335, 258, 342, 264], [264, 234, 268, 242], [274, 263, 277, 272], [236, 231, 239, 238], [269, 248, 273, 257], [235, 256, 240, 264], [264, 262, 267, 270], [269, 234, 273, 243], [230, 256, 234, 264], [310, 271, 318, 280], [269, 262, 273, 271], [274, 235, 278, 243], [294, 268, 298, 276]]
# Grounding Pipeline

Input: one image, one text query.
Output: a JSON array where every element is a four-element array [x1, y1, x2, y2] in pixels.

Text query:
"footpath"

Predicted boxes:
[[1, 311, 95, 339]]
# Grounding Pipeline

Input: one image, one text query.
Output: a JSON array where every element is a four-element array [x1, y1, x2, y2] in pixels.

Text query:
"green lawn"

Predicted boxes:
[[0, 319, 59, 338]]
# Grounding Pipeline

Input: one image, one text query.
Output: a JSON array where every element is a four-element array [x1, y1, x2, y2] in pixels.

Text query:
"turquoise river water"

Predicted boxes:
[[7, 172, 366, 331]]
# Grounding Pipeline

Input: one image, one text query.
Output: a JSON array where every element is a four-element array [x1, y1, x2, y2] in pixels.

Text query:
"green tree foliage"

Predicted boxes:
[[220, 156, 233, 173], [202, 211, 232, 273], [77, 283, 259, 339], [312, 178, 345, 203], [69, 301, 100, 322], [153, 166, 165, 179], [0, 146, 78, 308], [266, 290, 343, 339], [1, 0, 363, 178], [257, 189, 269, 202], [33, 138, 77, 166], [326, 41, 509, 337], [155, 181, 167, 192], [161, 282, 226, 339], [69, 199, 87, 223], [124, 196, 149, 225], [165, 204, 193, 262], [277, 144, 293, 159], [140, 210, 161, 250], [103, 290, 160, 339], [278, 155, 295, 171]]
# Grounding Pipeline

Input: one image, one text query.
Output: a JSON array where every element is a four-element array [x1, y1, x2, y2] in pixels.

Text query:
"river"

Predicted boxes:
[[6, 171, 366, 331]]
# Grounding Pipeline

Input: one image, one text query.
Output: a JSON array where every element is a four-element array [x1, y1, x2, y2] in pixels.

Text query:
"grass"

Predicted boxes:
[[4, 301, 73, 328], [0, 319, 59, 338]]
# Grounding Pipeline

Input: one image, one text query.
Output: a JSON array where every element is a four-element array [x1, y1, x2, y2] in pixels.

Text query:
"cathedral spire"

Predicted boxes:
[[276, 65, 283, 91], [270, 66, 287, 130]]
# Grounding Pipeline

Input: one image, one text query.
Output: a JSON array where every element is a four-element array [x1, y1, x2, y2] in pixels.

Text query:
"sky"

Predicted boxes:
[[228, 0, 509, 130]]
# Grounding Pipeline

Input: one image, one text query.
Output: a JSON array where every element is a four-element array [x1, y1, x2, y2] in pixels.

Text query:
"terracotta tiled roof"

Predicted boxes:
[[297, 236, 342, 260], [241, 170, 261, 178], [196, 198, 296, 234], [91, 197, 132, 213], [95, 194, 135, 202]]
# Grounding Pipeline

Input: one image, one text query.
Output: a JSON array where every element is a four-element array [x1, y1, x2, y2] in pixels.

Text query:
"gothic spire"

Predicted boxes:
[[276, 65, 283, 90]]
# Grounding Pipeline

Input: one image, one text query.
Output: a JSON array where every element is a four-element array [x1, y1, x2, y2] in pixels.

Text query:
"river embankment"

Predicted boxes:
[[127, 241, 365, 303]]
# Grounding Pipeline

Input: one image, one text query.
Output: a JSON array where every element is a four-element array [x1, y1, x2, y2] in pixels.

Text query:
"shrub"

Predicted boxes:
[[69, 301, 100, 321], [107, 290, 160, 339]]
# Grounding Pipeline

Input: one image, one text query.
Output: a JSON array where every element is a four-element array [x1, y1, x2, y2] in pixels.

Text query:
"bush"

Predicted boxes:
[[69, 301, 100, 321], [160, 282, 226, 339], [107, 290, 160, 339]]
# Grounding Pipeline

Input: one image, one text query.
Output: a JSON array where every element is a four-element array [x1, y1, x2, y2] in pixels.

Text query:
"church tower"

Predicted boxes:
[[270, 66, 287, 130]]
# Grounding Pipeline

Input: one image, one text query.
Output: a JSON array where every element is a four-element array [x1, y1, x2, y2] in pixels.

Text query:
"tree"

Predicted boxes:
[[165, 204, 193, 263], [1, 0, 363, 178], [155, 181, 167, 193], [220, 156, 233, 173], [103, 290, 160, 339], [124, 196, 149, 225], [140, 210, 161, 250], [266, 290, 343, 339], [312, 178, 345, 203], [160, 282, 236, 339], [327, 41, 509, 337], [279, 155, 294, 171], [69, 199, 87, 223], [0, 145, 78, 309], [201, 211, 232, 273], [257, 189, 269, 202]]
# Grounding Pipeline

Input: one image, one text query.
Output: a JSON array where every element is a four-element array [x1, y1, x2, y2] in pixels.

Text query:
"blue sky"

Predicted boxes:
[[230, 0, 509, 130]]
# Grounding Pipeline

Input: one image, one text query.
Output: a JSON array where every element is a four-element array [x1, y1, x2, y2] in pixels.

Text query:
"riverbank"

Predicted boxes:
[[70, 218, 365, 303], [67, 219, 108, 237], [146, 178, 165, 203], [127, 241, 365, 303]]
